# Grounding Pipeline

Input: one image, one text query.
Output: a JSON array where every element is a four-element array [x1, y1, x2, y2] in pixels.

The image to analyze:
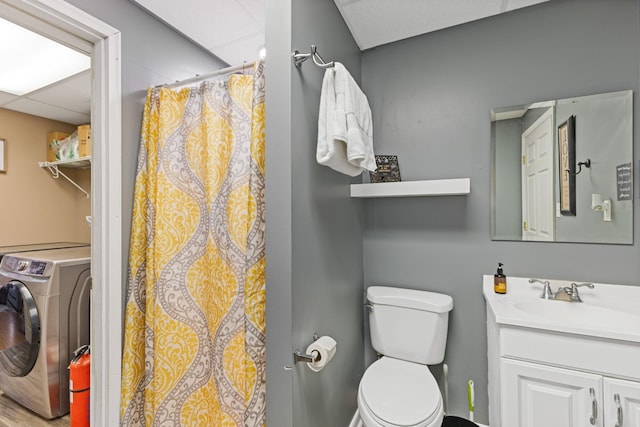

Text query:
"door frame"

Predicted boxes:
[[0, 1, 122, 425]]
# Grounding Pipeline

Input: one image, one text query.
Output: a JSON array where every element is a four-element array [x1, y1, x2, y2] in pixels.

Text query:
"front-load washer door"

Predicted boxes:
[[0, 280, 40, 376]]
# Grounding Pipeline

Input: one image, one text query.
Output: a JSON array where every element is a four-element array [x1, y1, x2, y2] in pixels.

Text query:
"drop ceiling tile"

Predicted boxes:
[[28, 71, 91, 115], [207, 32, 265, 66], [337, 0, 500, 49], [133, 0, 262, 64], [334, 0, 551, 50], [0, 91, 18, 106], [505, 0, 550, 12], [237, 0, 265, 27], [4, 98, 90, 125]]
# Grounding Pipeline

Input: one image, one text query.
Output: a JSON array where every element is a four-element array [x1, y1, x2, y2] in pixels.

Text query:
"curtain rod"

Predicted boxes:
[[156, 60, 258, 90]]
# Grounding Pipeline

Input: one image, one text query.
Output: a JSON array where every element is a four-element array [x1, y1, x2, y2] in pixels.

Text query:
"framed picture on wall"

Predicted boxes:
[[558, 116, 576, 215], [0, 139, 5, 173]]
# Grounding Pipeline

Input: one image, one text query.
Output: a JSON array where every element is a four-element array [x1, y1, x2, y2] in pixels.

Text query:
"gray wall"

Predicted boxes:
[[493, 118, 523, 239], [361, 0, 640, 424], [64, 0, 226, 291], [266, 1, 364, 426]]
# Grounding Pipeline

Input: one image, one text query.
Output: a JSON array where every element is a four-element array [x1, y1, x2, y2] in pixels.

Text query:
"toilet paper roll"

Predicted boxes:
[[306, 336, 337, 372]]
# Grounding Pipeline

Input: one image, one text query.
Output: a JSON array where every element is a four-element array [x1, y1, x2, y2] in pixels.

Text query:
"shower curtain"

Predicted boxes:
[[121, 61, 266, 427]]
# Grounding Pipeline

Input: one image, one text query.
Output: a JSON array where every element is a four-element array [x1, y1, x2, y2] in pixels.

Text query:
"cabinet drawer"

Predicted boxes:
[[500, 326, 640, 381]]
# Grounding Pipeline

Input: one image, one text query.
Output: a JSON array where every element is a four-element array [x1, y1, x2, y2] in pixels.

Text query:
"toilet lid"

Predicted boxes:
[[360, 357, 441, 427]]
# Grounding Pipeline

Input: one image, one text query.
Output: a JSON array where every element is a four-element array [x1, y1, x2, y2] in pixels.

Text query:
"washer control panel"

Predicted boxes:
[[26, 261, 47, 275], [1, 257, 51, 277], [16, 260, 29, 272]]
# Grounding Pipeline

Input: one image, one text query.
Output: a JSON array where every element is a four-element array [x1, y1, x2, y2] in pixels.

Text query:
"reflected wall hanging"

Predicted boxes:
[[558, 115, 576, 215]]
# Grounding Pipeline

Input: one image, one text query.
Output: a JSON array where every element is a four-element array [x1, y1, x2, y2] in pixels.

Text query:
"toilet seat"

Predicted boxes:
[[358, 357, 443, 427]]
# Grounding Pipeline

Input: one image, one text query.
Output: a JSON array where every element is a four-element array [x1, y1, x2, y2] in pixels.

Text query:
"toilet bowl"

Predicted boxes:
[[358, 357, 444, 427], [357, 286, 453, 427]]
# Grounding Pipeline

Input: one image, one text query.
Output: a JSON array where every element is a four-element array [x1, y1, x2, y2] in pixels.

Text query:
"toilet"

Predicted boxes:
[[357, 286, 454, 427]]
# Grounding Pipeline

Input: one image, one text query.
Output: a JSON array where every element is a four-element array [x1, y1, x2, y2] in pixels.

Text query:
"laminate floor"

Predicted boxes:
[[0, 391, 68, 427]]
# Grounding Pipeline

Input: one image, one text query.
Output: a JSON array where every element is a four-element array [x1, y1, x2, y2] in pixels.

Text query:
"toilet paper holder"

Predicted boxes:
[[293, 333, 320, 364], [293, 349, 319, 364]]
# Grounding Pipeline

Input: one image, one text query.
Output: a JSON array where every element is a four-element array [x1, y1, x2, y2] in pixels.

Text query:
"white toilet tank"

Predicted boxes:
[[367, 286, 453, 365]]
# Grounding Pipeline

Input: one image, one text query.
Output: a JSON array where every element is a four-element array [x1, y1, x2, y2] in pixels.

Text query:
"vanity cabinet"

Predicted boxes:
[[501, 358, 640, 427], [483, 275, 640, 427]]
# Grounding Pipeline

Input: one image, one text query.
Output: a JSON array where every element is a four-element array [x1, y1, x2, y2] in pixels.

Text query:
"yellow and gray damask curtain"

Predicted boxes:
[[121, 62, 266, 427]]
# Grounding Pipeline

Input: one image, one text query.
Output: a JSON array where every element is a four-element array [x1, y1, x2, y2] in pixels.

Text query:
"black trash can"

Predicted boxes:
[[441, 415, 479, 427]]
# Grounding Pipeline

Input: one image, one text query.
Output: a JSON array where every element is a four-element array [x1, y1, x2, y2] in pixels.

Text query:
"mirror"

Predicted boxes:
[[491, 90, 633, 244]]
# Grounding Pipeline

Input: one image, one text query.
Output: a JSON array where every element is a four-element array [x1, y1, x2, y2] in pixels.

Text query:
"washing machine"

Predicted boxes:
[[0, 242, 88, 261], [0, 246, 91, 419]]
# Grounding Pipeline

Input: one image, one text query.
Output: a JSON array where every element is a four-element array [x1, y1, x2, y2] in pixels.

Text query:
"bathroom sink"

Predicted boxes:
[[486, 275, 640, 427], [483, 275, 640, 343], [512, 300, 639, 330]]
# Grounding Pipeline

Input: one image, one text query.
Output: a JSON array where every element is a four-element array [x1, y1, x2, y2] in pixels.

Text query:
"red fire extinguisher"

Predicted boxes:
[[69, 345, 90, 427]]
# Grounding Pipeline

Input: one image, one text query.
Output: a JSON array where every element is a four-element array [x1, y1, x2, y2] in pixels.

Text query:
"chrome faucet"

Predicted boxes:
[[529, 278, 554, 300], [554, 282, 595, 303]]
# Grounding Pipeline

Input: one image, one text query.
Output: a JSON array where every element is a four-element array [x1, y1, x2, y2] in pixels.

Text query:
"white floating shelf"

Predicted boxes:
[[350, 178, 471, 198]]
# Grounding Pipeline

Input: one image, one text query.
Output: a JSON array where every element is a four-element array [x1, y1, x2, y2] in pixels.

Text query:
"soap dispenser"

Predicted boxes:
[[494, 262, 507, 294]]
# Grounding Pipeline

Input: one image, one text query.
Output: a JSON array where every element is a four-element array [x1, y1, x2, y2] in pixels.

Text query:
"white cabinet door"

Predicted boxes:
[[502, 358, 603, 427], [604, 378, 640, 427]]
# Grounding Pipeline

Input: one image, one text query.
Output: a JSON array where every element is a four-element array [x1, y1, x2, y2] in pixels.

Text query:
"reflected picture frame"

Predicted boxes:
[[0, 139, 5, 173], [558, 116, 576, 215]]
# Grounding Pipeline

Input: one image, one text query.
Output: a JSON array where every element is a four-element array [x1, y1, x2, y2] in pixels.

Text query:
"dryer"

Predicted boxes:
[[0, 246, 91, 419]]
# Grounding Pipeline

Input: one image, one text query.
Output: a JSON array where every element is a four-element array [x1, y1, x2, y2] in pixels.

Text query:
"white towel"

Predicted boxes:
[[317, 62, 375, 176]]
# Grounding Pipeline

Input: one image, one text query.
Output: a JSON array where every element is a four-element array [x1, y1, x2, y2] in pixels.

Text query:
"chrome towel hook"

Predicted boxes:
[[292, 45, 335, 68]]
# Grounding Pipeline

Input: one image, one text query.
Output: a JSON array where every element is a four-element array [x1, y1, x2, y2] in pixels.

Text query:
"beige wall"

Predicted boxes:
[[0, 108, 91, 246]]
